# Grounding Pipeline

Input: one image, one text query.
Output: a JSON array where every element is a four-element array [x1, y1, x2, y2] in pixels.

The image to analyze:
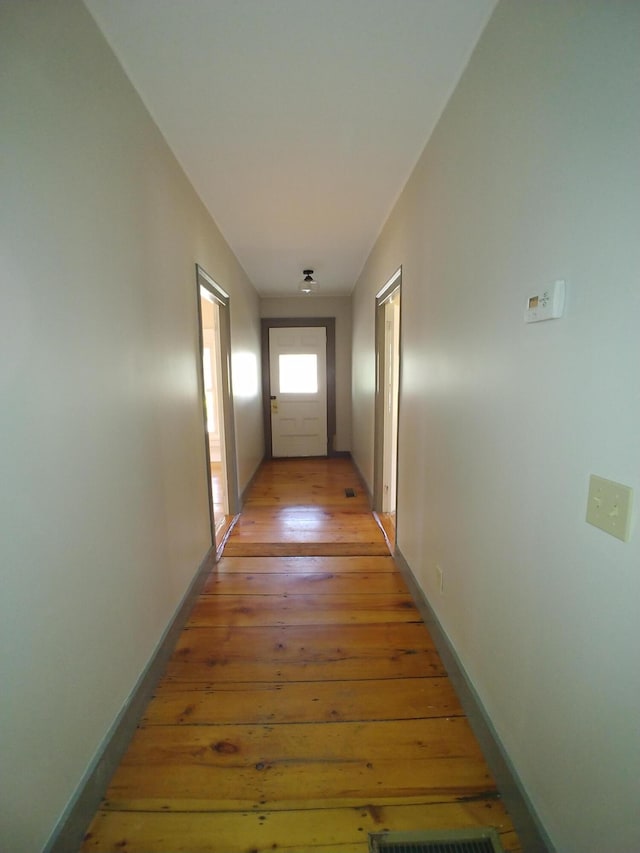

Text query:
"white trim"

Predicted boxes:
[[197, 264, 230, 301], [375, 267, 402, 301]]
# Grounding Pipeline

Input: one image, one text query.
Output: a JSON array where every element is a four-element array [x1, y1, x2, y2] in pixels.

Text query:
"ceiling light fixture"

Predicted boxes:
[[299, 268, 317, 294]]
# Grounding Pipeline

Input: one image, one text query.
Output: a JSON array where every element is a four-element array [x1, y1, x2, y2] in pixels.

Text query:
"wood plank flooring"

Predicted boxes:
[[82, 457, 521, 852]]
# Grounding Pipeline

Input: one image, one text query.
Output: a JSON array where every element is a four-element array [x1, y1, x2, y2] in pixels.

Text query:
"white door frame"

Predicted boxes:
[[373, 268, 402, 516], [381, 294, 400, 512], [195, 264, 239, 546], [261, 317, 337, 459]]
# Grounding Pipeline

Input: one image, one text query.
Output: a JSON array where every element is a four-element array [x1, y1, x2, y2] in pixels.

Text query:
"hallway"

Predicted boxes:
[[82, 458, 520, 852]]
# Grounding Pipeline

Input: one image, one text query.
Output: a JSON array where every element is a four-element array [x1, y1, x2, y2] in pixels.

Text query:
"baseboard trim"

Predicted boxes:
[[350, 455, 374, 508], [43, 545, 217, 853], [393, 546, 556, 853], [240, 455, 266, 506]]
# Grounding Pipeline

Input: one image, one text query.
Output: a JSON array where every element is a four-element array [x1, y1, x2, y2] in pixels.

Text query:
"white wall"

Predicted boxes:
[[352, 3, 640, 851], [0, 2, 262, 851], [260, 296, 352, 452]]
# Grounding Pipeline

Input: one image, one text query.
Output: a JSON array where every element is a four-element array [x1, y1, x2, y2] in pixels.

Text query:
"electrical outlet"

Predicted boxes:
[[586, 475, 633, 542], [435, 565, 444, 594]]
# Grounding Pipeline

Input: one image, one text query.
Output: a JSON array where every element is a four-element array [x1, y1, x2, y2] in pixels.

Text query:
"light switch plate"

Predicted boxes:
[[586, 475, 633, 542]]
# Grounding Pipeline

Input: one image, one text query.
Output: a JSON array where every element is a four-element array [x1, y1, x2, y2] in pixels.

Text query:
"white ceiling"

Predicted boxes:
[[85, 0, 496, 297]]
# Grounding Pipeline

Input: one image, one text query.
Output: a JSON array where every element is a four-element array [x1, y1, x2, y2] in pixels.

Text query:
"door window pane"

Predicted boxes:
[[279, 354, 318, 393]]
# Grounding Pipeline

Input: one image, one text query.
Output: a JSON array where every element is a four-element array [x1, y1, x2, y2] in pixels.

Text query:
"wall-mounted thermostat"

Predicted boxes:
[[525, 279, 565, 323]]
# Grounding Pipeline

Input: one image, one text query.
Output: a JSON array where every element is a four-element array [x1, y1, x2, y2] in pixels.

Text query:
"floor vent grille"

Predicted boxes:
[[369, 827, 505, 853]]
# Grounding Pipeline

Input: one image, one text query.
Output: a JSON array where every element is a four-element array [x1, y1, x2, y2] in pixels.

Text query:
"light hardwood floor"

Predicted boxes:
[[82, 457, 521, 852]]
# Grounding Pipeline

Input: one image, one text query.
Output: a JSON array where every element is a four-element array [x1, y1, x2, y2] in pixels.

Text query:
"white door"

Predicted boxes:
[[269, 326, 327, 457]]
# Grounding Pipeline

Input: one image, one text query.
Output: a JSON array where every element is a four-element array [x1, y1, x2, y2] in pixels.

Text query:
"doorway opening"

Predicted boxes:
[[261, 318, 336, 459], [373, 269, 402, 548], [196, 264, 239, 548]]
